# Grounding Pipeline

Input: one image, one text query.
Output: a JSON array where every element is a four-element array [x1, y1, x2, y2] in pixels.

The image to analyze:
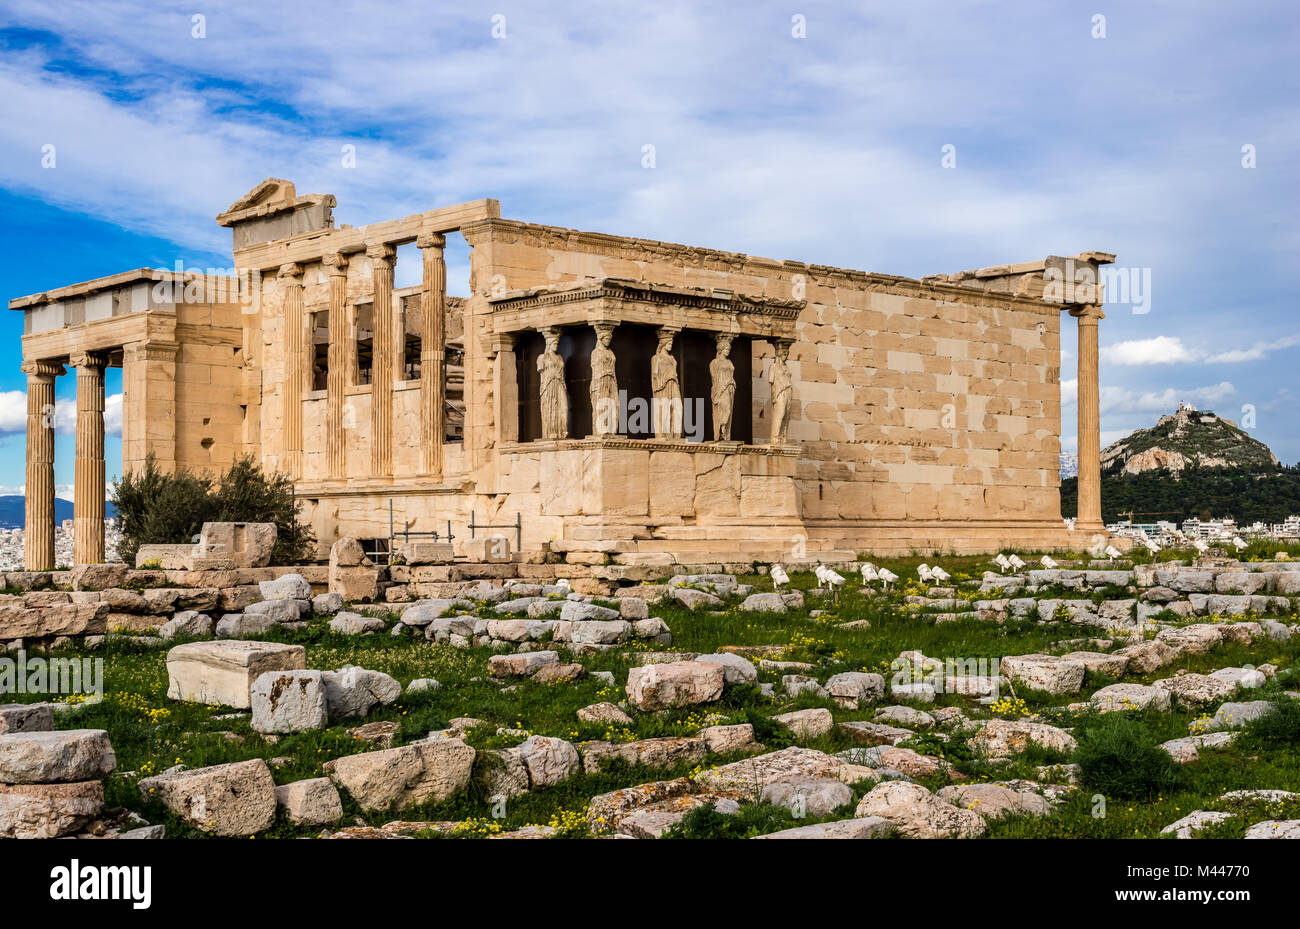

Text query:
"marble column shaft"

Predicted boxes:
[[72, 351, 106, 564], [1073, 305, 1105, 530], [367, 243, 396, 477], [323, 252, 349, 480], [23, 359, 62, 570], [418, 231, 447, 475], [279, 263, 305, 478]]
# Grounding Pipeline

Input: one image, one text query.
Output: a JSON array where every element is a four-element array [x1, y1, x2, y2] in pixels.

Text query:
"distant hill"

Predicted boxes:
[[1100, 403, 1279, 476], [0, 496, 115, 530], [1062, 404, 1296, 524]]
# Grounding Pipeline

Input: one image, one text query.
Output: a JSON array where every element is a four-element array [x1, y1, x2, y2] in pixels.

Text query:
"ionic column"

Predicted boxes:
[[279, 263, 305, 478], [418, 231, 447, 475], [1071, 304, 1105, 531], [23, 359, 63, 571], [323, 252, 349, 480], [71, 351, 106, 564], [366, 243, 396, 477]]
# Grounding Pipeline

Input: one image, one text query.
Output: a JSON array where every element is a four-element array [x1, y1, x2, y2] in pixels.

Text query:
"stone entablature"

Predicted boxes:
[[489, 278, 803, 333], [496, 438, 799, 455]]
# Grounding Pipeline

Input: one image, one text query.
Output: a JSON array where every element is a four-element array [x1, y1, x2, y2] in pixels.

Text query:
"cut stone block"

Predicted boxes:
[[327, 740, 476, 812], [0, 780, 104, 838], [251, 669, 328, 733], [753, 816, 894, 839], [166, 640, 307, 709], [275, 777, 343, 825], [626, 660, 724, 710], [0, 729, 116, 784], [397, 541, 455, 565], [0, 703, 55, 734], [138, 759, 276, 836], [459, 535, 512, 563]]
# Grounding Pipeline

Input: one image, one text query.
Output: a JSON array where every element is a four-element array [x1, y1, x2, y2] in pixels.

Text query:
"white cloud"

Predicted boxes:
[[1103, 334, 1300, 367], [1099, 382, 1236, 415], [0, 393, 123, 437], [52, 394, 123, 437], [0, 391, 26, 433], [1204, 334, 1300, 364], [1102, 336, 1200, 366], [1062, 379, 1236, 414]]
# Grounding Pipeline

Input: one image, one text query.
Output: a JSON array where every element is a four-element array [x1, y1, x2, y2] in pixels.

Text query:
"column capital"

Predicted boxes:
[[1068, 304, 1106, 321], [322, 251, 349, 276], [21, 359, 64, 379], [69, 351, 107, 370], [365, 241, 396, 264], [123, 340, 179, 363], [416, 230, 447, 250], [278, 262, 304, 280]]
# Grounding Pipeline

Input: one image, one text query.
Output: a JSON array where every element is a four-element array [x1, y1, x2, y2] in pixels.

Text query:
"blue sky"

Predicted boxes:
[[0, 0, 1297, 499]]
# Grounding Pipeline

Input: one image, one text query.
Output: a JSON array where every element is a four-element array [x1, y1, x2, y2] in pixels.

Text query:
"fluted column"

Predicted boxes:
[[279, 263, 305, 478], [418, 231, 447, 475], [367, 242, 395, 477], [323, 252, 349, 480], [23, 359, 63, 570], [71, 351, 106, 564], [1071, 304, 1105, 531]]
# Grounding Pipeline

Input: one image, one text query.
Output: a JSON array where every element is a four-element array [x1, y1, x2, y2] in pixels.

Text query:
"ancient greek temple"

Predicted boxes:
[[10, 178, 1111, 568]]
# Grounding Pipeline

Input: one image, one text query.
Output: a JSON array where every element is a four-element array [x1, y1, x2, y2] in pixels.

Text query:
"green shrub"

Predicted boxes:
[[111, 454, 316, 565], [662, 801, 797, 839], [1238, 700, 1300, 750], [1073, 713, 1187, 800], [111, 456, 215, 565]]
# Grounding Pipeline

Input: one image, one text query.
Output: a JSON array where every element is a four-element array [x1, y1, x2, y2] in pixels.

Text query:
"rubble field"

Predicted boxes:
[[1, 547, 1298, 840]]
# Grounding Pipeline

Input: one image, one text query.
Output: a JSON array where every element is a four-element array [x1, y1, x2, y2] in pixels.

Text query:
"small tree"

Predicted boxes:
[[111, 454, 316, 565], [211, 456, 316, 564], [111, 456, 216, 565]]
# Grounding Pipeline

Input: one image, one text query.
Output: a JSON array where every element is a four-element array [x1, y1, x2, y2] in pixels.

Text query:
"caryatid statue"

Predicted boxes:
[[590, 323, 619, 436], [651, 328, 683, 438], [709, 334, 736, 441], [768, 339, 793, 446], [538, 327, 569, 440]]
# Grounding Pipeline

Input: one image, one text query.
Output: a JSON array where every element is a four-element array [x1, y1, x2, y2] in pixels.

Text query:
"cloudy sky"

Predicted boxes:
[[0, 0, 1296, 499]]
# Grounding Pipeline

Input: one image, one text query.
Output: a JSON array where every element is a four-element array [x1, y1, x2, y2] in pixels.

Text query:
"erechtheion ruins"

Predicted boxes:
[[11, 179, 1113, 569]]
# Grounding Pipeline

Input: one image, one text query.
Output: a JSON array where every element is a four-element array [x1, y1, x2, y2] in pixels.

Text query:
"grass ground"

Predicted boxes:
[[9, 548, 1300, 838]]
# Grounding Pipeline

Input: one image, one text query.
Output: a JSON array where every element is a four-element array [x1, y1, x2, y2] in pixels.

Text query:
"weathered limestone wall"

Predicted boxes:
[[458, 219, 1069, 555]]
